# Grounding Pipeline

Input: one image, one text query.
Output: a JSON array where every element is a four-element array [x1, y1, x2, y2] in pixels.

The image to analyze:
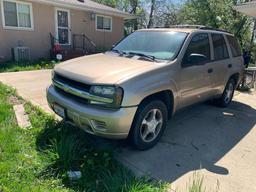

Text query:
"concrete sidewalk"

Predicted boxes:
[[1, 70, 256, 192]]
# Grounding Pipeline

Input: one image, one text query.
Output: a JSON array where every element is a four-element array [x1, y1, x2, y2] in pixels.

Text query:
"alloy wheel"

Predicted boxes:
[[224, 82, 234, 104], [140, 109, 163, 143]]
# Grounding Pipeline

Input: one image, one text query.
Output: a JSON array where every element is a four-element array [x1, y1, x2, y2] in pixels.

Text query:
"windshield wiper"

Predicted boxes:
[[111, 49, 127, 55], [127, 52, 155, 61]]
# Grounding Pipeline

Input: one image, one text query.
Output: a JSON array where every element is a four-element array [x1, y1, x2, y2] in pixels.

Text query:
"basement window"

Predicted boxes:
[[96, 15, 112, 32], [1, 0, 34, 30]]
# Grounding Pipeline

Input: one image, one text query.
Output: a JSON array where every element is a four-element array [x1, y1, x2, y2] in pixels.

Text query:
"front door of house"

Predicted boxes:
[[55, 8, 70, 45]]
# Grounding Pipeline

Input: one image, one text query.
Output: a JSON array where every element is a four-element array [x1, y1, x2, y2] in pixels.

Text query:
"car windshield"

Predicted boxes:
[[113, 31, 188, 61]]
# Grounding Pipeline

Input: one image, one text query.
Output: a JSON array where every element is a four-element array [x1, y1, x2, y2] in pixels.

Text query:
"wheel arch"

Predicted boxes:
[[137, 90, 174, 120]]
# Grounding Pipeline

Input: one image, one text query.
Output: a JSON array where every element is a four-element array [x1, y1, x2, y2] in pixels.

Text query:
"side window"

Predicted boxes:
[[183, 33, 210, 66], [226, 35, 242, 57], [212, 34, 229, 60]]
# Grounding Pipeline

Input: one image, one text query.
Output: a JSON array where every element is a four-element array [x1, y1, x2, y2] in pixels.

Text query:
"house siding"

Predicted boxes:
[[0, 0, 124, 61]]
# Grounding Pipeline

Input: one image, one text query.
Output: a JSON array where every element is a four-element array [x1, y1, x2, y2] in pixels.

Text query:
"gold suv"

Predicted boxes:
[[47, 25, 244, 150]]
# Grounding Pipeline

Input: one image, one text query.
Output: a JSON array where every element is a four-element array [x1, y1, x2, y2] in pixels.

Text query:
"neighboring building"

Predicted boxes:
[[233, 0, 256, 17], [0, 0, 134, 61]]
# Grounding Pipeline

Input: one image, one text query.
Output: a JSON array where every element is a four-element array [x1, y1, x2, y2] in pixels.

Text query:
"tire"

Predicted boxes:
[[129, 100, 168, 150], [217, 78, 236, 107]]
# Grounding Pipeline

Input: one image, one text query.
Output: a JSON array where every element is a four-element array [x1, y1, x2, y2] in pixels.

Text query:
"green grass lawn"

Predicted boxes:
[[0, 83, 213, 192], [0, 83, 167, 192], [0, 60, 56, 73]]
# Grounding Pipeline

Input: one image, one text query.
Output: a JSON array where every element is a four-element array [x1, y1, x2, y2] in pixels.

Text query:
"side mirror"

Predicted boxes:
[[112, 44, 116, 48], [184, 53, 208, 66]]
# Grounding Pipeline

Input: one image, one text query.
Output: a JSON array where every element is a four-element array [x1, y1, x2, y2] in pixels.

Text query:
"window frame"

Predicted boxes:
[[182, 33, 211, 67], [1, 0, 34, 31], [96, 14, 112, 32], [211, 33, 230, 61], [55, 7, 71, 45]]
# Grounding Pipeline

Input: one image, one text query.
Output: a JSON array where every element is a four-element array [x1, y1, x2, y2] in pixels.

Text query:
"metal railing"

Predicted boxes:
[[73, 34, 96, 54], [242, 67, 256, 89], [50, 33, 58, 49]]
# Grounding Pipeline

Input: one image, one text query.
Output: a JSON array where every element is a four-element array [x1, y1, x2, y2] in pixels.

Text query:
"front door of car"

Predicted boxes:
[[179, 33, 212, 109]]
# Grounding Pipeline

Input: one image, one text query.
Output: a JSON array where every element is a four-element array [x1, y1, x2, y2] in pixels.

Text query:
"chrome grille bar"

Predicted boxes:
[[53, 79, 114, 104]]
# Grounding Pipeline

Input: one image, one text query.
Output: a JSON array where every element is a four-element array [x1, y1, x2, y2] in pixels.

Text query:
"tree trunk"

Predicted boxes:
[[147, 0, 156, 28], [130, 0, 138, 30]]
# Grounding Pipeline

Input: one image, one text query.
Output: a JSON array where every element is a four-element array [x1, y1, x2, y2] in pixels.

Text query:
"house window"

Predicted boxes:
[[96, 15, 112, 31], [1, 0, 33, 30]]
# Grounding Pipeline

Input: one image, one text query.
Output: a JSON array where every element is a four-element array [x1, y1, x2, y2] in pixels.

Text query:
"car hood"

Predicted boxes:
[[54, 53, 163, 84]]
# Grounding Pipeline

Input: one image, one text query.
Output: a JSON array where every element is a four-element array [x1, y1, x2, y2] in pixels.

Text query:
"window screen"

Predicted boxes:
[[97, 16, 112, 31], [3, 1, 18, 27], [3, 1, 32, 28]]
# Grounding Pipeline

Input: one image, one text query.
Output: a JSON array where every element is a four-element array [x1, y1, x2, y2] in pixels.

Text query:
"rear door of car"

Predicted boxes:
[[225, 35, 244, 82], [207, 33, 231, 95]]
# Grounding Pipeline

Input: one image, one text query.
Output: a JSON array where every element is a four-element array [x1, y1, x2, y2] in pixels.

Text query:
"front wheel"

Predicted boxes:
[[217, 78, 236, 107], [129, 100, 168, 150]]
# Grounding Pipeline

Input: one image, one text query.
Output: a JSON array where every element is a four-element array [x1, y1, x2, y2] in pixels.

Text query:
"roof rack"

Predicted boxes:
[[167, 25, 232, 34]]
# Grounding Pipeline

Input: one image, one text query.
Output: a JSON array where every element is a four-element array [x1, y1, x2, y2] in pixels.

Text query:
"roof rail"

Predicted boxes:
[[167, 25, 232, 34], [169, 25, 206, 29], [200, 26, 232, 34]]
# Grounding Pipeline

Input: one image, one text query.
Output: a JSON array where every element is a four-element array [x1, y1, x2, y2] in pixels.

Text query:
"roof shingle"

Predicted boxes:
[[45, 0, 134, 19]]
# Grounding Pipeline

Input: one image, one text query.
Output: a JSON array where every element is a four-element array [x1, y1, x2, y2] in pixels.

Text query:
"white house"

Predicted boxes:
[[234, 0, 256, 17]]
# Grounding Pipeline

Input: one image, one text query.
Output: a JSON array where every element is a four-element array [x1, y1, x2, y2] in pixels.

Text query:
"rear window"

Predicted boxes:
[[212, 34, 229, 60], [226, 35, 242, 57]]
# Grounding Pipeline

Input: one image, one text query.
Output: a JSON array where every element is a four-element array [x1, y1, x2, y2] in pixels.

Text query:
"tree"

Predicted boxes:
[[92, 0, 141, 34], [93, 0, 117, 7], [179, 0, 253, 47], [147, 0, 156, 28], [155, 0, 182, 27]]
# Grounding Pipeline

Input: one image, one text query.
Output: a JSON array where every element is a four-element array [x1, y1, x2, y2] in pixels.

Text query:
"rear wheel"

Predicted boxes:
[[129, 100, 168, 150], [217, 78, 236, 107]]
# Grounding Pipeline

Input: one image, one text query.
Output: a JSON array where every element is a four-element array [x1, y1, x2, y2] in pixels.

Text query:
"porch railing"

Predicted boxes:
[[49, 33, 97, 60], [72, 34, 97, 54]]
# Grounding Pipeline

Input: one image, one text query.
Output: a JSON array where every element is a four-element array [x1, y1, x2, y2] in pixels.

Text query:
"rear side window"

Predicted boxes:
[[211, 34, 229, 60], [226, 35, 242, 57], [184, 33, 211, 63]]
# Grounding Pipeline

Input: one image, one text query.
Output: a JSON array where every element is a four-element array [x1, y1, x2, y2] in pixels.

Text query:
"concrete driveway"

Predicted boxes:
[[0, 70, 256, 192], [0, 70, 53, 113]]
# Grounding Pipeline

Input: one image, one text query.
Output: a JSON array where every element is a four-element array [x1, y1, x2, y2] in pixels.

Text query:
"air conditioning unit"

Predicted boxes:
[[13, 47, 30, 62]]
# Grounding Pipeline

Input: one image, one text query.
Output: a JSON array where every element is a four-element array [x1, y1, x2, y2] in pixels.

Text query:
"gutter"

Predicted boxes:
[[28, 0, 137, 19], [233, 1, 256, 17]]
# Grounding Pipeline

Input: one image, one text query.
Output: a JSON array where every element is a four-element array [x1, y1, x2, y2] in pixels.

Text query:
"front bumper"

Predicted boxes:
[[47, 85, 137, 139]]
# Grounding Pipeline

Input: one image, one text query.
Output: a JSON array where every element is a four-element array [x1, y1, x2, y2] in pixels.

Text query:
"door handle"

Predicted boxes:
[[208, 68, 213, 74], [228, 64, 232, 68]]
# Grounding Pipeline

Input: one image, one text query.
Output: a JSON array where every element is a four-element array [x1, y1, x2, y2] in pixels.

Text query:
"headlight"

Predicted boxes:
[[89, 86, 124, 109]]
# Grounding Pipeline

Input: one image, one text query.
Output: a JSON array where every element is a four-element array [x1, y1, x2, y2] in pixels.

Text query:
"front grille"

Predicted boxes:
[[55, 86, 89, 105], [54, 73, 91, 92]]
